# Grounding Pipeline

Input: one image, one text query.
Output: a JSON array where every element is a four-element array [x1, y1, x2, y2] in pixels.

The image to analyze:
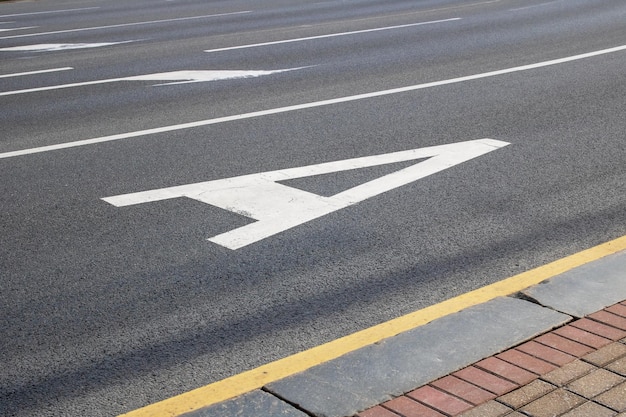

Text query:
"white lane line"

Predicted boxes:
[[0, 68, 304, 96], [0, 7, 99, 18], [510, 1, 557, 12], [0, 41, 135, 52], [204, 18, 461, 53], [0, 26, 37, 32], [0, 67, 73, 78], [0, 11, 251, 40], [1, 44, 625, 160], [0, 77, 118, 96]]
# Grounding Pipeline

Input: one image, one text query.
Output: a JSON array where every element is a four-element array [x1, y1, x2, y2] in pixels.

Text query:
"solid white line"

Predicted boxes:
[[0, 11, 251, 40], [0, 7, 99, 18], [0, 67, 73, 78], [2, 44, 625, 160], [205, 18, 460, 53]]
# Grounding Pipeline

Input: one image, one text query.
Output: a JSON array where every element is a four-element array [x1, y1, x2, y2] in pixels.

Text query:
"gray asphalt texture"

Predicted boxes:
[[1, 0, 625, 416]]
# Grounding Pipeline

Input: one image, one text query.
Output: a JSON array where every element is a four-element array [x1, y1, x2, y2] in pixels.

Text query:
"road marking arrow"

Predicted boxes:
[[124, 68, 307, 85], [0, 42, 131, 52], [103, 139, 509, 249], [0, 67, 305, 96]]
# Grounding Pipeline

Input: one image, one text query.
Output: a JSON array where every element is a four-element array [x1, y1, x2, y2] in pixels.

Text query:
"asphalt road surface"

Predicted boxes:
[[1, 0, 625, 415]]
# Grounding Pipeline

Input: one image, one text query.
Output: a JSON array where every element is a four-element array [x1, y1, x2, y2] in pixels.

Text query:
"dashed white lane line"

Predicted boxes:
[[0, 7, 99, 18], [0, 67, 73, 78], [0, 26, 37, 32], [510, 1, 558, 12], [204, 18, 461, 53], [0, 11, 251, 40], [1, 44, 625, 160]]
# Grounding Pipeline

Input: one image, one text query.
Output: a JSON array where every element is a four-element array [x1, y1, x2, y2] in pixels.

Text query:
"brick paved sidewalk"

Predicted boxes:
[[356, 301, 626, 417]]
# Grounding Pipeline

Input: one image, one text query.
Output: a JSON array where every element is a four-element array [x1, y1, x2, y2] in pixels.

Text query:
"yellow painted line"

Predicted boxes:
[[119, 234, 626, 417]]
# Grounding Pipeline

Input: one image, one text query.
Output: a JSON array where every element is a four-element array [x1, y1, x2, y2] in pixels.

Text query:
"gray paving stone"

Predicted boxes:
[[180, 390, 308, 417], [523, 251, 626, 317], [266, 297, 570, 417]]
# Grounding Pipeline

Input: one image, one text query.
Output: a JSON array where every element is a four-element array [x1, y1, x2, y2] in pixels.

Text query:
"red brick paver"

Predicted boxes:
[[606, 303, 626, 318], [382, 396, 445, 417], [453, 366, 518, 395], [570, 318, 626, 340], [474, 357, 537, 385], [534, 333, 595, 357], [430, 376, 495, 405], [407, 386, 473, 416], [496, 349, 557, 375], [589, 311, 626, 331], [516, 340, 577, 366], [355, 302, 626, 417], [553, 325, 613, 349], [357, 405, 400, 417]]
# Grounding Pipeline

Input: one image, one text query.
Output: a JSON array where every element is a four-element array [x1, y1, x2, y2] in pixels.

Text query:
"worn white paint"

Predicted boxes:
[[0, 27, 36, 32], [103, 139, 509, 249], [125, 68, 307, 85], [0, 67, 304, 96], [0, 7, 99, 18], [0, 67, 72, 78], [205, 18, 460, 53], [510, 1, 557, 12], [0, 42, 131, 52], [0, 11, 250, 40]]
